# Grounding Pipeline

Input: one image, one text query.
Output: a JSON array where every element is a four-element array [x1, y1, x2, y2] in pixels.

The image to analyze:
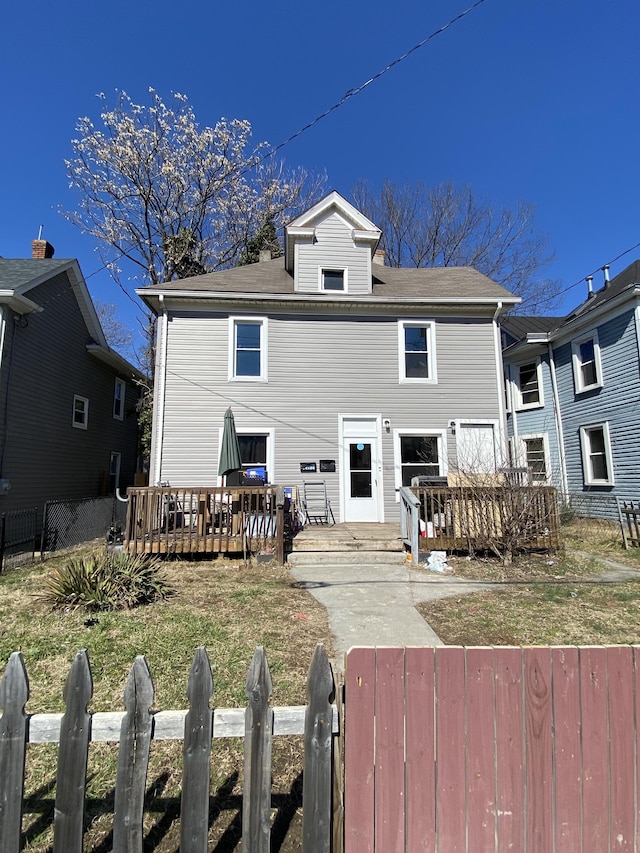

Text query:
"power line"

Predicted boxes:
[[535, 239, 640, 312], [72, 0, 490, 290], [255, 0, 489, 167]]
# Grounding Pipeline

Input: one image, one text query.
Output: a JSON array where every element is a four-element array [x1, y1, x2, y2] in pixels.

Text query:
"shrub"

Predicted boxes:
[[39, 550, 172, 611], [559, 502, 577, 525]]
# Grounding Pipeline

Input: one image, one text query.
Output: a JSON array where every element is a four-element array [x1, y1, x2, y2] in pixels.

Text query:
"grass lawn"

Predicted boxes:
[[0, 550, 332, 853], [418, 518, 640, 646]]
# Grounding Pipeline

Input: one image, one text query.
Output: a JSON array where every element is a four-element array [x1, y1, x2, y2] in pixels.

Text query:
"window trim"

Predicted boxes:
[[520, 432, 550, 484], [580, 421, 614, 486], [73, 395, 89, 430], [113, 377, 125, 420], [572, 330, 603, 393], [397, 320, 438, 384], [515, 358, 544, 410], [228, 316, 268, 382], [319, 267, 347, 292], [217, 427, 275, 484], [392, 428, 448, 498]]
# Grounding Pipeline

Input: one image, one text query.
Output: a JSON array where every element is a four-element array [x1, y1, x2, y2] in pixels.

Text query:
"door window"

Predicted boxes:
[[349, 443, 372, 498]]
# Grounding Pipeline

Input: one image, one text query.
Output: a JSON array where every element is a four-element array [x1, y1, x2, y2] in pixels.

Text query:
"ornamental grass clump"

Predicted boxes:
[[39, 550, 172, 611]]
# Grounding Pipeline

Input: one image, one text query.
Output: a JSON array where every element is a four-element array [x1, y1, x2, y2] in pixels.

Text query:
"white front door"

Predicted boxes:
[[341, 417, 383, 522], [455, 422, 498, 473]]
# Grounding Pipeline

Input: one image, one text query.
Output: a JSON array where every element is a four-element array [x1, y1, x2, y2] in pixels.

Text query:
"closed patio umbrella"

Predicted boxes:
[[218, 407, 242, 482]]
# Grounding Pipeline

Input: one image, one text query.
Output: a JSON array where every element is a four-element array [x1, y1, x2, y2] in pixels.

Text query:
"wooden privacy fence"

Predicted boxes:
[[345, 645, 640, 853], [0, 644, 336, 853], [401, 485, 560, 562]]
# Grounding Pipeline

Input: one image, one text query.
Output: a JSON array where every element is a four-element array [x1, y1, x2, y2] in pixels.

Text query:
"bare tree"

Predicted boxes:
[[352, 179, 559, 313], [94, 301, 134, 359], [63, 89, 326, 288]]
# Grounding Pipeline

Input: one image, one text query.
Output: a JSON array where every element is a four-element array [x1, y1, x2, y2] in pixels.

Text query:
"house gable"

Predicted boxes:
[[285, 191, 381, 295]]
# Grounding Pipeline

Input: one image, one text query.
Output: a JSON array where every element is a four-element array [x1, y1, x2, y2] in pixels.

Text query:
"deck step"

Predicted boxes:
[[288, 521, 406, 565], [291, 536, 403, 553], [287, 550, 407, 567]]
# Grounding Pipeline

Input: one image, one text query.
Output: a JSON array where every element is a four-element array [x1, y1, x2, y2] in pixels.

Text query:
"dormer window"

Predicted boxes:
[[322, 269, 345, 291]]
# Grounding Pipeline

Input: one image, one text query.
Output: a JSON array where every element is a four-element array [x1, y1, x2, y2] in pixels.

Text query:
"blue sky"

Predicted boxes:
[[2, 0, 638, 342]]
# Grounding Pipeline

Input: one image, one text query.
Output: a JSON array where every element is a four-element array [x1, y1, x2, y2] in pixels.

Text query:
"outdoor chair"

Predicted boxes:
[[302, 480, 335, 525]]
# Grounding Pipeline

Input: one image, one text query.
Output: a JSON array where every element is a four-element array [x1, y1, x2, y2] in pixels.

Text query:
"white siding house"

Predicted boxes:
[[138, 192, 519, 523]]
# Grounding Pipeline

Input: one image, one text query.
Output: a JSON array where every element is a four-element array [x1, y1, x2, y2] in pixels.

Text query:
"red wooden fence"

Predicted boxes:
[[344, 645, 639, 853]]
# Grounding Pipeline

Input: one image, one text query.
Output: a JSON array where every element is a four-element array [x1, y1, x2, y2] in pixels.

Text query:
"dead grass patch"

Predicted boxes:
[[1, 552, 331, 853], [418, 520, 640, 646], [418, 577, 640, 646]]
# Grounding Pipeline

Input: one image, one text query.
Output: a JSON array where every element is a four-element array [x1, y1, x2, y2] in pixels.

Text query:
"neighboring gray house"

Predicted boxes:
[[138, 192, 519, 523], [0, 242, 142, 517], [503, 260, 640, 513]]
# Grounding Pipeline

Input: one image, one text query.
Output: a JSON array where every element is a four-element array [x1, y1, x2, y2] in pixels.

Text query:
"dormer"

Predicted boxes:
[[285, 191, 381, 295]]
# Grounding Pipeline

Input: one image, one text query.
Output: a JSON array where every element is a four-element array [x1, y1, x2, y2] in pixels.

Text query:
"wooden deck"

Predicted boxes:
[[124, 485, 293, 562], [412, 485, 561, 552]]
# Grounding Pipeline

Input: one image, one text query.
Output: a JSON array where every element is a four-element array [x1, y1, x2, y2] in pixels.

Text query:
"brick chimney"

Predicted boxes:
[[31, 239, 55, 259], [373, 248, 386, 266]]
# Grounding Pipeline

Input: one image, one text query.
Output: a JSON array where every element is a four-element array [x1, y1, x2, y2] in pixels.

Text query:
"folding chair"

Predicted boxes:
[[302, 480, 335, 525]]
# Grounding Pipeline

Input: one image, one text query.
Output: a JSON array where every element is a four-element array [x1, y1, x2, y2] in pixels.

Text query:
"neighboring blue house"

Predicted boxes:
[[502, 260, 640, 514]]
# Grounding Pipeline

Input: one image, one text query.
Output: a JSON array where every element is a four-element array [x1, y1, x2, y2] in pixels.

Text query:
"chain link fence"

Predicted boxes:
[[41, 496, 127, 555], [0, 508, 39, 573], [559, 492, 623, 545]]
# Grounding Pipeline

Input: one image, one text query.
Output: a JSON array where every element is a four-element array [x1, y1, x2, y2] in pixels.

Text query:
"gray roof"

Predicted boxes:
[[137, 257, 518, 303], [501, 315, 562, 340], [0, 258, 145, 380], [0, 258, 76, 291], [501, 260, 640, 352], [565, 259, 640, 322]]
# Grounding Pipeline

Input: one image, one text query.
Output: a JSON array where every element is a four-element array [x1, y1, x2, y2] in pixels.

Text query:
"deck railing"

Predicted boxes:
[[404, 484, 560, 562], [617, 498, 640, 548], [124, 485, 295, 563]]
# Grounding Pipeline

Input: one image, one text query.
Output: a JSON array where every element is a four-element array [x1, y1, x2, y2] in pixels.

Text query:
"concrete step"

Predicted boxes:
[[292, 536, 403, 553], [287, 550, 408, 567]]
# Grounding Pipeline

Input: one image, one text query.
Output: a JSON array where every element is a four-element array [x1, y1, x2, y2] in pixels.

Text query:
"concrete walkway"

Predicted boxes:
[[571, 550, 640, 582], [289, 549, 640, 670], [289, 558, 492, 660]]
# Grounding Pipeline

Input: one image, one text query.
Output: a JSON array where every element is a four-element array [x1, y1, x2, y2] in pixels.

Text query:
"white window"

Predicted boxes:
[[229, 317, 268, 381], [522, 435, 549, 484], [73, 395, 88, 429], [572, 331, 603, 393], [398, 321, 437, 384], [219, 428, 275, 483], [516, 360, 543, 409], [393, 429, 447, 493], [455, 421, 497, 474], [113, 378, 125, 420], [580, 422, 614, 485], [321, 269, 346, 291]]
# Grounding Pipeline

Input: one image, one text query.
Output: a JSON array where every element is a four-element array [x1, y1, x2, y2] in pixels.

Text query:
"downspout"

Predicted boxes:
[[633, 302, 640, 382], [0, 308, 14, 481], [151, 295, 168, 484], [492, 302, 508, 461], [548, 342, 569, 496], [507, 362, 519, 446]]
